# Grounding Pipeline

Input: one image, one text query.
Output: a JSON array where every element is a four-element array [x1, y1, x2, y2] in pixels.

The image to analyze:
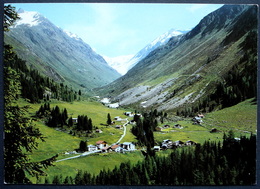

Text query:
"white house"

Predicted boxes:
[[154, 146, 161, 151], [124, 112, 134, 117], [72, 118, 78, 123], [96, 141, 108, 149], [114, 116, 122, 121], [88, 145, 98, 152], [122, 142, 135, 151]]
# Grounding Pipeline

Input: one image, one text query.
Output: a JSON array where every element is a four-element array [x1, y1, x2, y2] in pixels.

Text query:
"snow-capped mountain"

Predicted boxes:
[[105, 29, 188, 75], [103, 55, 134, 75], [127, 29, 189, 71], [13, 9, 43, 27], [6, 9, 121, 91]]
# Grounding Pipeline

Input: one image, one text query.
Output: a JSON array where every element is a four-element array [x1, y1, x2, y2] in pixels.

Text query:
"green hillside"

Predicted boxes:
[[95, 5, 257, 114], [21, 97, 256, 184]]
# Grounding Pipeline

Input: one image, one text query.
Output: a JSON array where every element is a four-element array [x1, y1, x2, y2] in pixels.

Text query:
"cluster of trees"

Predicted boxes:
[[131, 113, 156, 149], [46, 106, 68, 128], [36, 104, 94, 133], [70, 115, 93, 132], [4, 5, 57, 184], [131, 109, 167, 156], [48, 132, 256, 185]]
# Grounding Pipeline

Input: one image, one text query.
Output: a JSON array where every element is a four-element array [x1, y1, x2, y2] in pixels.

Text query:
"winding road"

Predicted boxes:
[[115, 119, 128, 144], [56, 119, 129, 162]]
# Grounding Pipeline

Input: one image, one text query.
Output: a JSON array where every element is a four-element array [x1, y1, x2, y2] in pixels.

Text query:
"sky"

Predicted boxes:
[[10, 3, 223, 58]]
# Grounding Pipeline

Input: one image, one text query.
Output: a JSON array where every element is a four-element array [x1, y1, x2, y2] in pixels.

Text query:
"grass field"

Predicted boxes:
[[19, 98, 256, 184], [203, 98, 257, 133]]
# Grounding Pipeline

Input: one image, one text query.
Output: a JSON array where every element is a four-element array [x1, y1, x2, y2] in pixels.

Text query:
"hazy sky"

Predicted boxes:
[[10, 3, 223, 57]]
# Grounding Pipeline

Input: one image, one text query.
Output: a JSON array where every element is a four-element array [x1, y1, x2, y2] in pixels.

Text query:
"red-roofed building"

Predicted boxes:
[[96, 141, 107, 149]]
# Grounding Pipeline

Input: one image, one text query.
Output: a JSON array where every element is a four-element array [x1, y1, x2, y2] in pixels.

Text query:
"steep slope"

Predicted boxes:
[[95, 5, 257, 112], [4, 9, 121, 92]]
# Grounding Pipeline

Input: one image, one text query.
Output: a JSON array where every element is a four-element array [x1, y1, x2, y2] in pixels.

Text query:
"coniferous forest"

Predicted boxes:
[[49, 132, 256, 185], [4, 44, 80, 103]]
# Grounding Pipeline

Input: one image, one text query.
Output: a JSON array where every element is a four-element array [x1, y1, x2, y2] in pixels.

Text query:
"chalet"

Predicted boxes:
[[197, 114, 204, 118], [88, 145, 98, 152], [122, 142, 135, 151], [174, 124, 183, 129], [153, 146, 161, 151], [124, 112, 134, 117], [111, 144, 125, 152], [96, 140, 108, 149], [114, 116, 122, 121], [173, 140, 185, 147], [162, 139, 173, 144], [193, 116, 203, 124], [161, 139, 173, 149], [185, 140, 197, 146], [102, 146, 111, 153], [72, 118, 78, 123], [115, 125, 123, 129], [96, 129, 103, 133]]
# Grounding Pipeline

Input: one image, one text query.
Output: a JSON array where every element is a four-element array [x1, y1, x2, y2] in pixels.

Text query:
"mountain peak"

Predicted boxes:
[[14, 10, 43, 27]]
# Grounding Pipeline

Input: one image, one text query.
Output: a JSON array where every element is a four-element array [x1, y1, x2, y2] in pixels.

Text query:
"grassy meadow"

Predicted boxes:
[[19, 97, 256, 184]]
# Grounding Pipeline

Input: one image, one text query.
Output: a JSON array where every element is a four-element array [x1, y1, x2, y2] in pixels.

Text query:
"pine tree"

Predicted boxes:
[[107, 113, 112, 125], [4, 7, 58, 183]]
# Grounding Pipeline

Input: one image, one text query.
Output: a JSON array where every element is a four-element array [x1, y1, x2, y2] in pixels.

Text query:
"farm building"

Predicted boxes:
[[122, 142, 135, 151], [115, 125, 123, 129], [96, 141, 108, 149], [96, 129, 103, 133], [153, 146, 161, 151], [72, 118, 78, 123], [88, 145, 98, 152]]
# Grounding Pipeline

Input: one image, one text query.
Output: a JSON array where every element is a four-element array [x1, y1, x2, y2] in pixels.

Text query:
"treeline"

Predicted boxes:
[[36, 103, 93, 132], [177, 30, 257, 117], [47, 132, 256, 185], [4, 44, 80, 103]]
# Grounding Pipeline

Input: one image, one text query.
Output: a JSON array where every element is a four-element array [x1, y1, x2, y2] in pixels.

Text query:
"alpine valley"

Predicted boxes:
[[3, 4, 257, 186]]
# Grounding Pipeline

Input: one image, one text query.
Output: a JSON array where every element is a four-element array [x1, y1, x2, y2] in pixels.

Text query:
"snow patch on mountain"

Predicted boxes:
[[125, 29, 189, 73], [14, 9, 42, 27], [64, 30, 81, 41], [104, 29, 188, 75], [103, 55, 134, 75], [150, 29, 184, 47]]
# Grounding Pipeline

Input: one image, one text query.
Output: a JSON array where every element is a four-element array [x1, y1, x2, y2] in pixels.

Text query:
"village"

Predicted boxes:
[[60, 108, 205, 161]]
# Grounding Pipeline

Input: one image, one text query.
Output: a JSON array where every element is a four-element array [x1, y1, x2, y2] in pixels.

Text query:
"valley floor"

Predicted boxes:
[[22, 98, 256, 184]]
